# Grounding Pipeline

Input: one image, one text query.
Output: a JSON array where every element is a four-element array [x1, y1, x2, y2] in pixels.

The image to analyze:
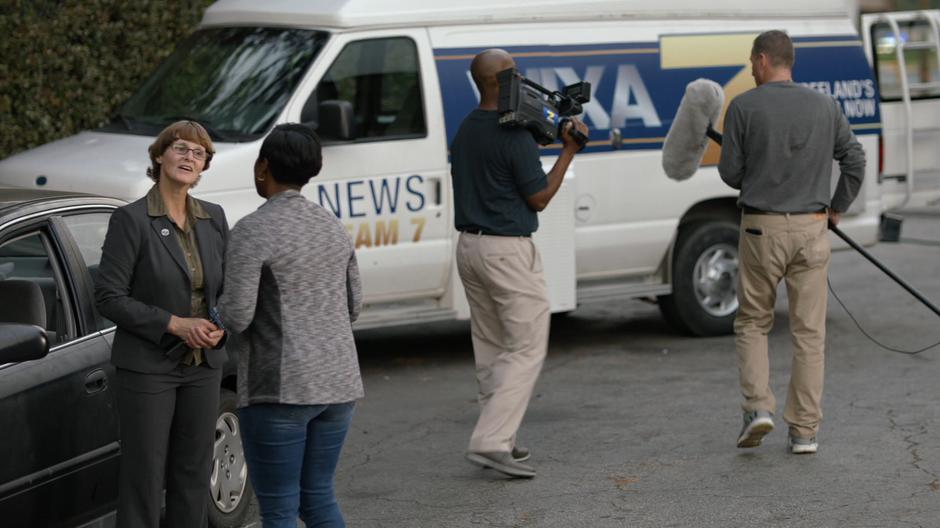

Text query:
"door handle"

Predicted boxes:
[[610, 128, 622, 150], [422, 176, 441, 206], [84, 369, 108, 394]]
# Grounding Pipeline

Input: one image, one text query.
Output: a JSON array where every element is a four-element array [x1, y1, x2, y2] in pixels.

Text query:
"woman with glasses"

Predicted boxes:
[[95, 120, 229, 527], [219, 123, 363, 528]]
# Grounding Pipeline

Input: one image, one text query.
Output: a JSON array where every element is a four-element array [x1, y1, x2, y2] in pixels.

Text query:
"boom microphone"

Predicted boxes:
[[662, 79, 724, 181]]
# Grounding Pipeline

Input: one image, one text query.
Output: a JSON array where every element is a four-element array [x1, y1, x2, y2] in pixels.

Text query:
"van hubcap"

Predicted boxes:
[[693, 243, 739, 317]]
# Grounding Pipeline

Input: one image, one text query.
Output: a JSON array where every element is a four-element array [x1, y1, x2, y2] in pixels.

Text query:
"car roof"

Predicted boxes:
[[0, 186, 124, 225], [0, 187, 91, 208]]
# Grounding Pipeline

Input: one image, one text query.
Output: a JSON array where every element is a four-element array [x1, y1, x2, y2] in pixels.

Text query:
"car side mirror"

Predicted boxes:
[[0, 323, 50, 363], [316, 100, 356, 141]]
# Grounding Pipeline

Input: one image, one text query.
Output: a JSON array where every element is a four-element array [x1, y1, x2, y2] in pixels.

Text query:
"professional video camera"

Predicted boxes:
[[497, 68, 590, 149]]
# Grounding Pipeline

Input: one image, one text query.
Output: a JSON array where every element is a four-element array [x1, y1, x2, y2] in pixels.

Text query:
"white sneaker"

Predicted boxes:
[[737, 410, 774, 448], [788, 435, 818, 454]]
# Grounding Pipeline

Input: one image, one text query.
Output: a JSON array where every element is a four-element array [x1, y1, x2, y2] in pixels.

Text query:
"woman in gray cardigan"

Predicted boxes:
[[219, 124, 363, 528]]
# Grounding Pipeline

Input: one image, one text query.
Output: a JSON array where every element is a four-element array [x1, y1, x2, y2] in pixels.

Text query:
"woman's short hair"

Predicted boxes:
[[259, 123, 323, 186], [147, 121, 215, 182]]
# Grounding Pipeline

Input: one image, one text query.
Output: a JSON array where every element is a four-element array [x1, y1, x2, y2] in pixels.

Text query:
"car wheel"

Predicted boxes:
[[208, 388, 252, 528], [659, 220, 739, 336]]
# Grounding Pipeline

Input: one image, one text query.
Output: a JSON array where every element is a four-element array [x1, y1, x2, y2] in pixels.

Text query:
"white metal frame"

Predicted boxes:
[[868, 10, 940, 208]]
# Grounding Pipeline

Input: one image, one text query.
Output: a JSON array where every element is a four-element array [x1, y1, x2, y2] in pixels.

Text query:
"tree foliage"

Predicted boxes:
[[0, 0, 212, 159]]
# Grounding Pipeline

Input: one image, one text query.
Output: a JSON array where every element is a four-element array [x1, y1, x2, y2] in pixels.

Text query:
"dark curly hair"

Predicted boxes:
[[258, 123, 322, 187]]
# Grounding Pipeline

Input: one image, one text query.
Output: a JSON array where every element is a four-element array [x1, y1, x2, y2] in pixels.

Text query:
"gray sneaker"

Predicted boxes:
[[788, 435, 818, 454], [736, 410, 774, 448], [466, 450, 536, 478]]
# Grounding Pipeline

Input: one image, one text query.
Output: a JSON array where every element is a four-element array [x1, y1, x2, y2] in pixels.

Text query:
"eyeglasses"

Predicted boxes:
[[170, 143, 208, 161]]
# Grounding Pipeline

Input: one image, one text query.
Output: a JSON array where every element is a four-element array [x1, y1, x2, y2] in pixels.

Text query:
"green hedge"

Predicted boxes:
[[0, 0, 213, 160]]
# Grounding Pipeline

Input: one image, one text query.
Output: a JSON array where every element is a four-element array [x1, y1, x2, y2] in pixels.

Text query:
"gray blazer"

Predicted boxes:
[[95, 196, 229, 373]]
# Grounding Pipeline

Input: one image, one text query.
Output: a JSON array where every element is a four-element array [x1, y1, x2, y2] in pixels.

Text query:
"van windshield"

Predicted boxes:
[[102, 27, 328, 141]]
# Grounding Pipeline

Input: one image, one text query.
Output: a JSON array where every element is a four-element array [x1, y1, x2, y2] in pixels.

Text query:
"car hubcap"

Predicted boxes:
[[210, 411, 247, 514], [692, 243, 739, 317]]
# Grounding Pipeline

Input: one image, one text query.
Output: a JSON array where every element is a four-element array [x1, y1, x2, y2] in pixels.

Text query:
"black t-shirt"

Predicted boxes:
[[450, 109, 548, 236]]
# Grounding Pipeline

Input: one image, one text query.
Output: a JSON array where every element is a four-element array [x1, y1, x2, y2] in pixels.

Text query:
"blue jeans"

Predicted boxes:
[[238, 402, 356, 528]]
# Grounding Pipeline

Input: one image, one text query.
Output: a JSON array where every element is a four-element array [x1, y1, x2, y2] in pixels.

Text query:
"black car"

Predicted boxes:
[[0, 188, 251, 528]]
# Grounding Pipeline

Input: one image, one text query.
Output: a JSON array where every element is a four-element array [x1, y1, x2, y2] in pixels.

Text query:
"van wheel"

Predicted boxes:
[[659, 221, 739, 336], [208, 389, 252, 528]]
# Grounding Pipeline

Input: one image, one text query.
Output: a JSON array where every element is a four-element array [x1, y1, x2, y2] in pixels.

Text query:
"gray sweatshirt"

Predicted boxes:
[[718, 81, 865, 213], [219, 190, 363, 407]]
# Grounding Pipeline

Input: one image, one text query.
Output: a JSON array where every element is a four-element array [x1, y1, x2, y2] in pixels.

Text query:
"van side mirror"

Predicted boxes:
[[317, 100, 356, 141], [0, 324, 50, 363]]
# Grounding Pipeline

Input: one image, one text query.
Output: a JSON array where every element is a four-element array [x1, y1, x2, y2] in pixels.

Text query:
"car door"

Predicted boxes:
[[0, 208, 120, 528]]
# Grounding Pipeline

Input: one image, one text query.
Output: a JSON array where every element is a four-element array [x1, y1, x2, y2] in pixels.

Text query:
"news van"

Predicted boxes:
[[0, 0, 886, 336]]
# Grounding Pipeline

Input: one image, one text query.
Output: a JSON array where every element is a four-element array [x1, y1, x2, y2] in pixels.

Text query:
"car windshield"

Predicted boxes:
[[102, 27, 328, 141]]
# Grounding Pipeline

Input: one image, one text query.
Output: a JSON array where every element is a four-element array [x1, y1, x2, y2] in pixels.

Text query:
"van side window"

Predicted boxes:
[[872, 21, 940, 101], [304, 37, 426, 141], [0, 232, 74, 346]]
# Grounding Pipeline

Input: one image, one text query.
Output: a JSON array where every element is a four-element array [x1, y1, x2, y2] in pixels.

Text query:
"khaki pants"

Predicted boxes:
[[735, 212, 830, 439], [456, 232, 550, 453]]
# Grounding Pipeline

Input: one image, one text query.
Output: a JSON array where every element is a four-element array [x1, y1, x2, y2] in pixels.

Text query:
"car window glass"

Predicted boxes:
[[0, 232, 72, 345], [872, 21, 940, 101], [305, 37, 425, 140], [61, 213, 113, 330]]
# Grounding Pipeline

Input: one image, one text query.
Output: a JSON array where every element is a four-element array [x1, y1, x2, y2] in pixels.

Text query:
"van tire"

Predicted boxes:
[[659, 220, 739, 336], [208, 389, 252, 528]]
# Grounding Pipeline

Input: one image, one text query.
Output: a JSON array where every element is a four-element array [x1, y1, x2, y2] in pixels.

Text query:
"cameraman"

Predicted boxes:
[[451, 48, 588, 478]]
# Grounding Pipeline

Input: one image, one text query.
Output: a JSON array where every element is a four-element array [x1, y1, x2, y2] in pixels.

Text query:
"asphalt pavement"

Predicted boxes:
[[245, 210, 940, 528]]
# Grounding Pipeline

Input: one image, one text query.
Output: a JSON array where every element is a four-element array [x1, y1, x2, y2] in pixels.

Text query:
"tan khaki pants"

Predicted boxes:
[[735, 212, 830, 439], [457, 232, 550, 453]]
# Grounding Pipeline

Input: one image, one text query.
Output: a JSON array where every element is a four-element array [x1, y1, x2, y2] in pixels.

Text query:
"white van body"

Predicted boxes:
[[0, 0, 884, 335], [861, 9, 940, 210]]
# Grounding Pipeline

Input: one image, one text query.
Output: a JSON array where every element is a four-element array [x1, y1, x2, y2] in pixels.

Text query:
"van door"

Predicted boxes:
[[863, 10, 940, 208], [285, 29, 452, 309]]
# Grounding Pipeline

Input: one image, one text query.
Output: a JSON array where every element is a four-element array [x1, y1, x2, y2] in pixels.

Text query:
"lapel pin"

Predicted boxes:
[[160, 228, 170, 237]]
